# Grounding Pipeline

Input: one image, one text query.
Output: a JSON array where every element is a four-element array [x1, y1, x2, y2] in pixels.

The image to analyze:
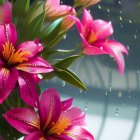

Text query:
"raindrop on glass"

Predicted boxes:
[[62, 81, 65, 87], [117, 92, 123, 98], [85, 102, 88, 111], [79, 89, 83, 93], [119, 16, 123, 21], [98, 5, 101, 9], [134, 34, 137, 39], [105, 90, 108, 95], [127, 46, 130, 50], [115, 108, 119, 117], [63, 34, 67, 39], [109, 84, 112, 92], [128, 19, 132, 24]]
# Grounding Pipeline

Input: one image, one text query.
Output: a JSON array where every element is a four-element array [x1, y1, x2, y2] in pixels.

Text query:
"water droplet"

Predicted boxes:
[[62, 81, 65, 87], [98, 5, 101, 9], [129, 19, 132, 23], [119, 16, 123, 21], [107, 8, 110, 13], [134, 34, 137, 39], [117, 92, 123, 98], [105, 90, 108, 95], [127, 46, 130, 50], [63, 35, 67, 39], [115, 108, 119, 117], [85, 102, 88, 111], [100, 46, 103, 50], [109, 84, 112, 92], [79, 89, 83, 93]]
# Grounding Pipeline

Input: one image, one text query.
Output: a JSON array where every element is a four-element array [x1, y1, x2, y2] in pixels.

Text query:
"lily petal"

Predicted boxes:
[[0, 2, 12, 24], [53, 134, 73, 140], [91, 20, 113, 40], [4, 108, 40, 134], [69, 15, 84, 34], [24, 131, 44, 140], [61, 107, 86, 126], [80, 33, 107, 55], [38, 88, 61, 128], [95, 40, 128, 74], [0, 68, 18, 104], [16, 56, 53, 74], [45, 0, 60, 10], [66, 126, 94, 140], [17, 39, 43, 58], [82, 9, 93, 25], [61, 98, 73, 111], [18, 71, 39, 108], [0, 24, 17, 51]]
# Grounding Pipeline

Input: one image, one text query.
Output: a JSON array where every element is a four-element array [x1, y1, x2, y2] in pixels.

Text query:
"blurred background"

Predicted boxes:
[[40, 0, 140, 140]]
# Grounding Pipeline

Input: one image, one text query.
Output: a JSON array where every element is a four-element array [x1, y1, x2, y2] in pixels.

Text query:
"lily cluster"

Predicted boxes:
[[0, 0, 128, 139]]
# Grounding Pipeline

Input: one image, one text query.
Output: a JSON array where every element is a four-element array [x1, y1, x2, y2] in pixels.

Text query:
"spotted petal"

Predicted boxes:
[[18, 71, 39, 108], [38, 88, 61, 128], [66, 126, 94, 140], [4, 108, 40, 134], [17, 39, 43, 58], [0, 68, 18, 104], [16, 56, 53, 74]]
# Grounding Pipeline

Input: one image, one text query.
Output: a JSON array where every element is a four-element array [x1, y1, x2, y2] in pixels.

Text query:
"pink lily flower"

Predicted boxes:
[[70, 9, 128, 74], [74, 0, 101, 7], [45, 0, 74, 20], [4, 88, 94, 140], [0, 2, 12, 24], [0, 23, 53, 106]]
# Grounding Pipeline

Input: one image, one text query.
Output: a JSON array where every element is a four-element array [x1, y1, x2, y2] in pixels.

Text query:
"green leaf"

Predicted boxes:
[[40, 18, 62, 43], [45, 31, 66, 49], [43, 49, 75, 58], [24, 12, 45, 40], [54, 67, 87, 90], [13, 0, 30, 16], [55, 55, 82, 68]]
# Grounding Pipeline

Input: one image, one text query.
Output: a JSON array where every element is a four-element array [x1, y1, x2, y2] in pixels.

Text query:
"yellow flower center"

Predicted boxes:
[[87, 30, 97, 44], [2, 42, 29, 66], [48, 118, 70, 135]]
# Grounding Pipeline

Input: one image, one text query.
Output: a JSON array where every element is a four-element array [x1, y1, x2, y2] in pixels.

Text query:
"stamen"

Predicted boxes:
[[48, 118, 70, 135], [87, 30, 96, 44], [2, 42, 30, 65]]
